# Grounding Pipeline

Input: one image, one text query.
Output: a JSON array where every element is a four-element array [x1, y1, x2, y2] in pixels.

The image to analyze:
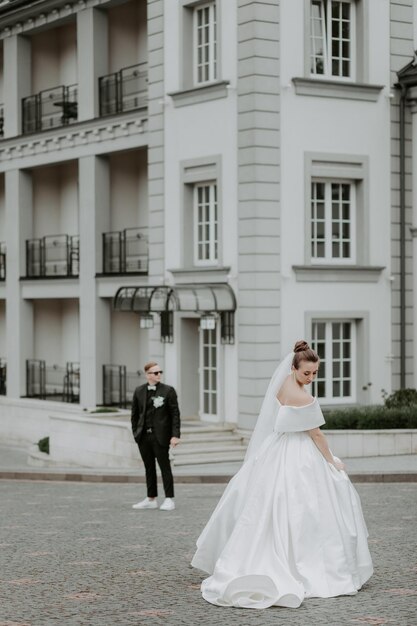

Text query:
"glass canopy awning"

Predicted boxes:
[[113, 284, 236, 313]]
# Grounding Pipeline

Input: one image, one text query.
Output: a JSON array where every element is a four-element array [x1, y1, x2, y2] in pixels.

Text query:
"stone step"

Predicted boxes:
[[174, 443, 247, 457], [181, 423, 236, 434], [180, 433, 242, 444], [172, 450, 246, 466]]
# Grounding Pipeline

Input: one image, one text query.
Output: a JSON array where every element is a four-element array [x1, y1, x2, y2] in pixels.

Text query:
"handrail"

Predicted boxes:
[[102, 227, 148, 274], [26, 234, 79, 278], [99, 63, 148, 117], [0, 242, 5, 280], [22, 84, 78, 134]]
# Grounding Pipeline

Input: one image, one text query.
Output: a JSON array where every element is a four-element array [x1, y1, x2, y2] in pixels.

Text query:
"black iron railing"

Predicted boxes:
[[26, 359, 79, 402], [0, 358, 6, 395], [102, 364, 144, 408], [99, 63, 148, 117], [0, 243, 5, 280], [102, 227, 148, 274], [22, 84, 78, 134], [26, 234, 79, 278], [0, 104, 4, 137]]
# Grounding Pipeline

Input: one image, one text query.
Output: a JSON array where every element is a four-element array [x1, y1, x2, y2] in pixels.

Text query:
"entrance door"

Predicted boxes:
[[200, 325, 219, 421], [180, 318, 200, 418]]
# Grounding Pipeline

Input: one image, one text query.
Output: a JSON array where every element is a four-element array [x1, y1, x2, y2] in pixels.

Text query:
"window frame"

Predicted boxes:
[[199, 323, 219, 419], [310, 0, 356, 81], [304, 153, 369, 267], [305, 310, 369, 406], [311, 319, 356, 404], [310, 178, 356, 264], [304, 0, 369, 84], [193, 181, 218, 266], [180, 155, 222, 269], [193, 1, 218, 86]]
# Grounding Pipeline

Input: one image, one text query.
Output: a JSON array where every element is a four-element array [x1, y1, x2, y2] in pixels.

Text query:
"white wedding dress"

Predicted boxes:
[[191, 398, 373, 609]]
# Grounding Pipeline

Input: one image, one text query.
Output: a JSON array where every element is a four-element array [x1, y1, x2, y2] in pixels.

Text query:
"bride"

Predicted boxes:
[[191, 340, 373, 609]]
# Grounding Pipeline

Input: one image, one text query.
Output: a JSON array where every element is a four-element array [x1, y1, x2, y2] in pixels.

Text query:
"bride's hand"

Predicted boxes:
[[332, 459, 346, 471]]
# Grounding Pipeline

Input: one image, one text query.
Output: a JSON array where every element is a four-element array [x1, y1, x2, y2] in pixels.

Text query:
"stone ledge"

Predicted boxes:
[[168, 80, 230, 107], [292, 77, 384, 101], [292, 265, 385, 282]]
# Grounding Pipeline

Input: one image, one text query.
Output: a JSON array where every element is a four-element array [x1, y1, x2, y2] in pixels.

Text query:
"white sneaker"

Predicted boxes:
[[132, 497, 158, 510], [159, 498, 175, 511]]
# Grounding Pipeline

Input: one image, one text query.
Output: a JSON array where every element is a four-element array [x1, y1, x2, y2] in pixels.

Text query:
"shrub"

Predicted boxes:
[[37, 436, 50, 454], [322, 405, 417, 430], [384, 388, 417, 409]]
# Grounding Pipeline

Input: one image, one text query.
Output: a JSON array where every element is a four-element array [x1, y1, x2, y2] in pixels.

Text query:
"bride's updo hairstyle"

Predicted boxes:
[[292, 340, 319, 369]]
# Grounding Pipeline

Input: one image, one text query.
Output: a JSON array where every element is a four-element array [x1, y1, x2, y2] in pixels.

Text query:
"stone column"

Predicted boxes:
[[76, 7, 108, 122], [78, 155, 111, 406], [5, 170, 33, 397], [237, 1, 281, 429], [147, 0, 165, 363], [408, 87, 417, 388], [3, 35, 31, 138]]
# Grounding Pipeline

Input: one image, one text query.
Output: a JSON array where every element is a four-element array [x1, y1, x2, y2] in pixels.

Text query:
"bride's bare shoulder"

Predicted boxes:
[[277, 376, 314, 407]]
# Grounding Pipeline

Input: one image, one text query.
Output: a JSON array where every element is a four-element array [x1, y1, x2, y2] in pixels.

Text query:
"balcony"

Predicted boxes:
[[102, 227, 148, 274], [102, 364, 144, 408], [99, 63, 148, 117], [26, 359, 79, 403], [22, 84, 78, 135], [0, 243, 5, 280], [26, 234, 79, 278], [0, 358, 6, 395]]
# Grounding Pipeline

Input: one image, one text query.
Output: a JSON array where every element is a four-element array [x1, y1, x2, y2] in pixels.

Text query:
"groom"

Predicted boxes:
[[131, 361, 181, 511]]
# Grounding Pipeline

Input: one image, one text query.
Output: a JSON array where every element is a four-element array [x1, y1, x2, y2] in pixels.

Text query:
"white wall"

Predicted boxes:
[[0, 43, 3, 105], [108, 0, 147, 73], [163, 0, 239, 422], [0, 174, 4, 238], [33, 299, 79, 364], [110, 309, 147, 372], [280, 0, 392, 403], [32, 23, 77, 92], [32, 162, 78, 237], [0, 300, 5, 355], [109, 150, 148, 230]]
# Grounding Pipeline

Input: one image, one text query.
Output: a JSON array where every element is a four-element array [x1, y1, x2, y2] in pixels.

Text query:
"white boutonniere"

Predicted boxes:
[[152, 395, 165, 408]]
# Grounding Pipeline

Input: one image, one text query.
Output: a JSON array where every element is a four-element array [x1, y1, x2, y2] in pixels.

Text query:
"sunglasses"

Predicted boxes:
[[148, 370, 163, 375]]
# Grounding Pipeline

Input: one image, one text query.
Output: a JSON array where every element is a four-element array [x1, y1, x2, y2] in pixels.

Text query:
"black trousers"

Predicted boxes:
[[137, 431, 174, 498]]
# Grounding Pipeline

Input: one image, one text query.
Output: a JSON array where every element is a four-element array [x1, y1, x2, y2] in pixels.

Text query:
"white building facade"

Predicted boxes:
[[0, 0, 415, 444]]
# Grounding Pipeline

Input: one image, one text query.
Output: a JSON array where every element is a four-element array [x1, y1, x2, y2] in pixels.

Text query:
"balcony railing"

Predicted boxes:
[[99, 63, 148, 117], [102, 364, 144, 408], [102, 227, 148, 274], [22, 84, 78, 134], [0, 358, 6, 395], [0, 103, 3, 138], [26, 359, 80, 402], [0, 243, 5, 280], [26, 234, 79, 278]]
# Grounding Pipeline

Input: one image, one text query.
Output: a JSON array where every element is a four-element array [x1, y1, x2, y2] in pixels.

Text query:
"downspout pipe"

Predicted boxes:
[[399, 84, 407, 389], [396, 57, 417, 388]]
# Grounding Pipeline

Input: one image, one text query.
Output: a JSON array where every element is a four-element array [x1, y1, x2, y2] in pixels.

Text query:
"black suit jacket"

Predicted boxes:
[[131, 382, 181, 447]]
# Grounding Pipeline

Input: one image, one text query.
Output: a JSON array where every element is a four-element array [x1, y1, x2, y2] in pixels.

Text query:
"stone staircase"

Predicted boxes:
[[172, 420, 247, 466]]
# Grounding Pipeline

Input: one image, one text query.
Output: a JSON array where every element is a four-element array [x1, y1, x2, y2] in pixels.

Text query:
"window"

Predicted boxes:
[[201, 326, 217, 416], [311, 180, 355, 262], [310, 0, 355, 79], [194, 183, 218, 265], [194, 2, 217, 84], [312, 320, 355, 402]]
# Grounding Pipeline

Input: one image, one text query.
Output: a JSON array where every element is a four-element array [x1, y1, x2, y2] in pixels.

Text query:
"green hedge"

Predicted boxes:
[[322, 405, 417, 430], [37, 436, 50, 454]]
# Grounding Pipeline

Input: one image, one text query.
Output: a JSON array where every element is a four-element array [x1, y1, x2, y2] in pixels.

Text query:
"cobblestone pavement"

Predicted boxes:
[[0, 481, 416, 626]]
